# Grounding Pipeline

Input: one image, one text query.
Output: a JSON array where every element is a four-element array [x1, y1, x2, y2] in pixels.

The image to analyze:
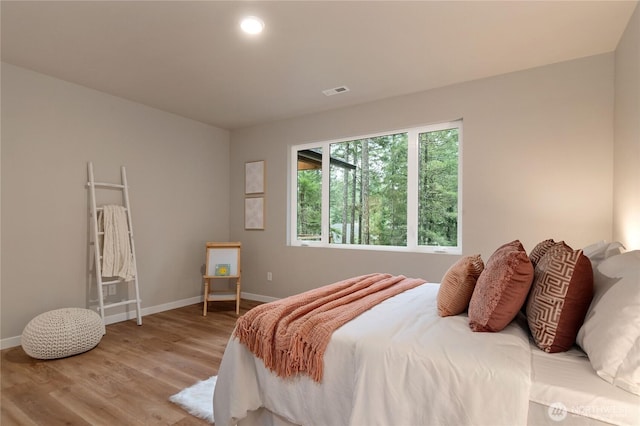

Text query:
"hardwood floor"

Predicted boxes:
[[1, 300, 261, 425]]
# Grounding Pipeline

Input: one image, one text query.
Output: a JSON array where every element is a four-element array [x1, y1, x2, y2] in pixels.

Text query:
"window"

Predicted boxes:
[[290, 120, 462, 253]]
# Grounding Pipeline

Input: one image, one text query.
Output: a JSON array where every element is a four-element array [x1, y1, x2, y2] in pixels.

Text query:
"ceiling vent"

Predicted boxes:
[[322, 86, 350, 96]]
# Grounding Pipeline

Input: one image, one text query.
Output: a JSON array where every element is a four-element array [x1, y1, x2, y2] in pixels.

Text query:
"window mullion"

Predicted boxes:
[[321, 142, 330, 244], [406, 129, 418, 249], [289, 147, 297, 244]]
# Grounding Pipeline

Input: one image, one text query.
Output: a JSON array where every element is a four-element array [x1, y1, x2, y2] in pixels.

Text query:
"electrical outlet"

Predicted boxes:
[[267, 272, 272, 281], [108, 284, 117, 296]]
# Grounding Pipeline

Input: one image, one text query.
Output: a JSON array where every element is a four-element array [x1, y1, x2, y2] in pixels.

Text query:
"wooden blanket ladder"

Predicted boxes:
[[87, 162, 142, 325]]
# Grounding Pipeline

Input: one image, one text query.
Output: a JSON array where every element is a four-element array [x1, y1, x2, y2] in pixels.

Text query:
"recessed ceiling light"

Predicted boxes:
[[241, 16, 264, 35]]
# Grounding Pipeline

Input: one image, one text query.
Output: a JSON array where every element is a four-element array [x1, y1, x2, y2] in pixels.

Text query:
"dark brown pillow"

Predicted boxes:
[[437, 255, 484, 317], [469, 240, 534, 332], [529, 239, 557, 268], [527, 242, 594, 353]]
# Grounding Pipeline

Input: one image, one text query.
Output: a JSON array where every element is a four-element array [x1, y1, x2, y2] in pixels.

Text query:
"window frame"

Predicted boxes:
[[288, 119, 463, 254]]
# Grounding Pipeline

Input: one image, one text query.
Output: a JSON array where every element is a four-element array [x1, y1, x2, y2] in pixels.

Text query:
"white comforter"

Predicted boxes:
[[214, 283, 532, 426]]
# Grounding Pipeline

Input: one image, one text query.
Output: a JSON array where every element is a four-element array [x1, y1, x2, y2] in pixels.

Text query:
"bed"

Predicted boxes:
[[213, 241, 640, 426]]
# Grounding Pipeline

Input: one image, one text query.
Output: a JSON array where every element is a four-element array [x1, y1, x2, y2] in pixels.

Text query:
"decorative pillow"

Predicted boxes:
[[526, 242, 593, 353], [577, 250, 640, 395], [437, 254, 484, 317], [529, 239, 556, 268], [469, 240, 534, 332]]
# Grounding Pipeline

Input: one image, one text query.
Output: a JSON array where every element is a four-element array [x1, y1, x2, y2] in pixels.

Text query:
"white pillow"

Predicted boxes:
[[576, 250, 640, 395], [582, 240, 625, 267], [615, 336, 640, 395]]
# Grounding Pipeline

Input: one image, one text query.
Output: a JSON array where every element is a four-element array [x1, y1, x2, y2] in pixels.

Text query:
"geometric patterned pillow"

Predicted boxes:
[[437, 254, 484, 317], [529, 238, 557, 268], [526, 242, 594, 353]]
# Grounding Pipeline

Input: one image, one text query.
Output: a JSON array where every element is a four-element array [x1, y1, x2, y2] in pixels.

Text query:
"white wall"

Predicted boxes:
[[1, 63, 231, 342], [614, 4, 640, 250], [230, 54, 615, 299]]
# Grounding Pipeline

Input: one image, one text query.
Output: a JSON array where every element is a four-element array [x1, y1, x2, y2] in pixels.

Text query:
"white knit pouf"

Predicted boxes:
[[22, 308, 105, 360]]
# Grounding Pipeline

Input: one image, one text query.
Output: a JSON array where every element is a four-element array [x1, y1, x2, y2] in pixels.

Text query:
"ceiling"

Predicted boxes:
[[1, 1, 637, 130]]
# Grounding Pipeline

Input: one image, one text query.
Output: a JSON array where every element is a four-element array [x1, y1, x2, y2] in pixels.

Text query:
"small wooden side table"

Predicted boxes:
[[203, 242, 241, 315]]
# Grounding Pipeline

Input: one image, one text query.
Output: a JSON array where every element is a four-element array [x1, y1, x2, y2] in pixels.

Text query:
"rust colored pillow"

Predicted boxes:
[[469, 240, 534, 332], [527, 242, 593, 353], [437, 255, 484, 317], [529, 239, 556, 268]]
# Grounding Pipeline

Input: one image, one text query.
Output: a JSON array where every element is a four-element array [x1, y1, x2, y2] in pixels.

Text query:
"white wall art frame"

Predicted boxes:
[[245, 160, 265, 195], [245, 197, 265, 230]]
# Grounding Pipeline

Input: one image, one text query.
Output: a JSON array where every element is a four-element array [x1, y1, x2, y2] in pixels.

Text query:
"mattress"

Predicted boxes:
[[528, 345, 640, 426]]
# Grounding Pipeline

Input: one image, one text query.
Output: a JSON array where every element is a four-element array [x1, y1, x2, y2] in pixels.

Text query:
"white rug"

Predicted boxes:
[[169, 375, 217, 423]]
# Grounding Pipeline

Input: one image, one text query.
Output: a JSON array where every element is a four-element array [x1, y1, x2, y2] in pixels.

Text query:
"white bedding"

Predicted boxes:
[[530, 345, 640, 426], [214, 283, 532, 426]]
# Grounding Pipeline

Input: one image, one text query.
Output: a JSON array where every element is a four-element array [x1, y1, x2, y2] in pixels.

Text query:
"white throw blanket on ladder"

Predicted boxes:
[[100, 205, 135, 280]]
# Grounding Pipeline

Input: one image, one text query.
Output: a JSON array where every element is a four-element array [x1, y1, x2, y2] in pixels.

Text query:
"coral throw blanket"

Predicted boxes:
[[234, 273, 426, 382]]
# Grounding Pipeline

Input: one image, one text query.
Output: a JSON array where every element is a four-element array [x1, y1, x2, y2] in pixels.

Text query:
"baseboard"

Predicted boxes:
[[1, 335, 22, 350], [102, 295, 205, 325], [0, 291, 279, 350], [241, 292, 279, 303]]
